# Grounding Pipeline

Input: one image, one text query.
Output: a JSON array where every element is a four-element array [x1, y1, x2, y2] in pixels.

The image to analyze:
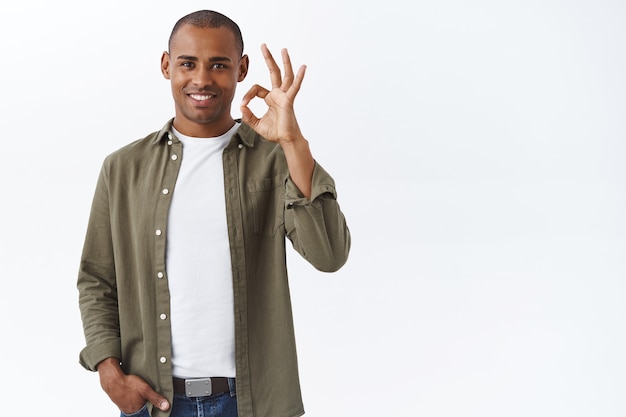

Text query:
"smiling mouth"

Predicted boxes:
[[189, 93, 215, 101]]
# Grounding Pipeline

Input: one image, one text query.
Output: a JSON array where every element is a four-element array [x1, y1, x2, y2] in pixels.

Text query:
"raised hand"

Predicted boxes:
[[240, 44, 307, 144], [240, 43, 315, 198]]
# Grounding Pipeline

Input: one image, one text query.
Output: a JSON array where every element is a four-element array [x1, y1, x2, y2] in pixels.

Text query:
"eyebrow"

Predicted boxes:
[[175, 55, 233, 63]]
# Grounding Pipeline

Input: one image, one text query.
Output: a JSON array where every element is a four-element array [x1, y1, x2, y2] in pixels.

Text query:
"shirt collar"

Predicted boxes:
[[152, 118, 256, 148]]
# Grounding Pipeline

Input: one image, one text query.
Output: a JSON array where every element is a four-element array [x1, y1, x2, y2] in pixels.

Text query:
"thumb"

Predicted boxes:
[[240, 104, 259, 128], [145, 388, 170, 411]]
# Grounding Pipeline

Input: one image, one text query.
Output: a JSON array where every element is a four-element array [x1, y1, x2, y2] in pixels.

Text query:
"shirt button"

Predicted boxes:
[[171, 154, 178, 161], [167, 133, 172, 140], [155, 229, 162, 236], [160, 313, 167, 320], [162, 188, 169, 195], [238, 144, 243, 149], [157, 272, 164, 279], [159, 356, 167, 364], [167, 140, 173, 146]]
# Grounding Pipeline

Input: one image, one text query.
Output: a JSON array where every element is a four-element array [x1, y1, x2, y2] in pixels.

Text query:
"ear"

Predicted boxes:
[[161, 51, 171, 79], [237, 54, 249, 82]]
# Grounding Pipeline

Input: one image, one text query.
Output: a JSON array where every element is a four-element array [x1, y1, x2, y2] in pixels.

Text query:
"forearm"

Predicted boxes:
[[289, 198, 350, 271], [78, 261, 122, 370], [285, 163, 351, 272], [280, 135, 315, 199]]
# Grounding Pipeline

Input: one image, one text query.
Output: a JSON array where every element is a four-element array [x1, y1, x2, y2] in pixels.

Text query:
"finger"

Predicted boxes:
[[286, 64, 307, 100], [119, 402, 148, 415], [143, 387, 170, 411], [240, 104, 260, 128], [130, 376, 170, 411], [281, 48, 295, 90], [240, 84, 269, 107], [261, 43, 282, 88]]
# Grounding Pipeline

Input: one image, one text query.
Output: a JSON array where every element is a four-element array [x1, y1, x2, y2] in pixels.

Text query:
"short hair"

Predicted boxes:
[[168, 10, 244, 56]]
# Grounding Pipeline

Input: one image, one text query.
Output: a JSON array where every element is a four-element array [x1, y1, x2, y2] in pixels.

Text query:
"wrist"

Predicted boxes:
[[279, 134, 308, 151], [97, 357, 122, 370], [97, 358, 124, 387]]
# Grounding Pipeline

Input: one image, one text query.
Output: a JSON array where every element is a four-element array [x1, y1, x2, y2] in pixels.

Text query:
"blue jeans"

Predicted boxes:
[[120, 378, 238, 417]]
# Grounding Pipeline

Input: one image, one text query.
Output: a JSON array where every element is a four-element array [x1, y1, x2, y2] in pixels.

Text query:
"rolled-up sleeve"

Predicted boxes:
[[284, 162, 351, 272]]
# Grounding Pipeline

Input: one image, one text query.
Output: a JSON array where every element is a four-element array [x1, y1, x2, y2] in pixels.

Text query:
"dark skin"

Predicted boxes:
[[161, 24, 314, 196], [98, 24, 315, 414], [97, 357, 169, 413], [161, 25, 249, 138]]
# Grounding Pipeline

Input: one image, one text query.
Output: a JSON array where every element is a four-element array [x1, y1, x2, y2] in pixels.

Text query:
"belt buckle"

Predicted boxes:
[[185, 378, 212, 397]]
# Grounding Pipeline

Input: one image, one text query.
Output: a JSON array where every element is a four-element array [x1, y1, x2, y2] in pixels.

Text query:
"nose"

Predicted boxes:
[[192, 65, 214, 88]]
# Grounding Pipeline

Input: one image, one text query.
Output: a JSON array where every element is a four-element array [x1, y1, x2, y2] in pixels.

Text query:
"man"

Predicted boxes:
[[77, 10, 350, 417]]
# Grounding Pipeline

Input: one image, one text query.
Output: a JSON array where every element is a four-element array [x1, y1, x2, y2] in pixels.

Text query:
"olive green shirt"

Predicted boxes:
[[77, 120, 350, 417]]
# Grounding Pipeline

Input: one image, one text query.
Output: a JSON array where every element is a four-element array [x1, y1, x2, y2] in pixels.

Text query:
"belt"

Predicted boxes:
[[173, 377, 231, 398]]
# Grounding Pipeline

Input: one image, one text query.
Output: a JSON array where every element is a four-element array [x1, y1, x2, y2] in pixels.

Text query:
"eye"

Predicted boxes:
[[181, 61, 195, 69], [211, 63, 226, 70]]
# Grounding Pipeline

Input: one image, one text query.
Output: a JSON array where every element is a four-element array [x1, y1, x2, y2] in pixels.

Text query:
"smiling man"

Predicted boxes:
[[163, 22, 247, 137], [77, 10, 350, 417]]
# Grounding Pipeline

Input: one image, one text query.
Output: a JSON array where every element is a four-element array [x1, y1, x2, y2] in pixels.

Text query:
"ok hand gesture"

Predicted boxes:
[[240, 44, 307, 145]]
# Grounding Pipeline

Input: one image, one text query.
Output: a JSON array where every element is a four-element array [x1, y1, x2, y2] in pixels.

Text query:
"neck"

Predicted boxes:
[[172, 118, 236, 138]]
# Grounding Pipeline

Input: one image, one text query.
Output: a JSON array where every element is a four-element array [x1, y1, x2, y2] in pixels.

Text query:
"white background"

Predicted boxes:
[[1, 0, 624, 416]]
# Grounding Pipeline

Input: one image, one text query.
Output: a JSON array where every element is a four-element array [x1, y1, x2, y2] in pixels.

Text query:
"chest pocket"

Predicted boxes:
[[248, 175, 286, 237]]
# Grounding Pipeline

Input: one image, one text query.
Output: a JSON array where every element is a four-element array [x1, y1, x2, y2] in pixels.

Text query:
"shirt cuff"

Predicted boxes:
[[284, 162, 337, 208], [79, 339, 122, 372]]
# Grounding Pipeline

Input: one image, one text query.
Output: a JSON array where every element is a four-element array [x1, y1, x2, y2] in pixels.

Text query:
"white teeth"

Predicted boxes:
[[190, 94, 211, 100]]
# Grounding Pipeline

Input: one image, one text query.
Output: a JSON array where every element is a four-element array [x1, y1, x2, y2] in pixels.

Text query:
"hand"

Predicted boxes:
[[97, 358, 170, 414], [240, 44, 307, 145]]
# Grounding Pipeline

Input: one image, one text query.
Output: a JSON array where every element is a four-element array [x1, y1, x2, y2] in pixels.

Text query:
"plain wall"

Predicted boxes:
[[0, 0, 624, 415]]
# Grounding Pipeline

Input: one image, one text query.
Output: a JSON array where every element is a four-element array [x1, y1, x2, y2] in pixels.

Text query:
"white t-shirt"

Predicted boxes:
[[166, 123, 239, 378]]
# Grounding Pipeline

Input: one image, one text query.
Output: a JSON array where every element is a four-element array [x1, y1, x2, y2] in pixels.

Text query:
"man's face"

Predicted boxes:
[[161, 24, 248, 137]]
